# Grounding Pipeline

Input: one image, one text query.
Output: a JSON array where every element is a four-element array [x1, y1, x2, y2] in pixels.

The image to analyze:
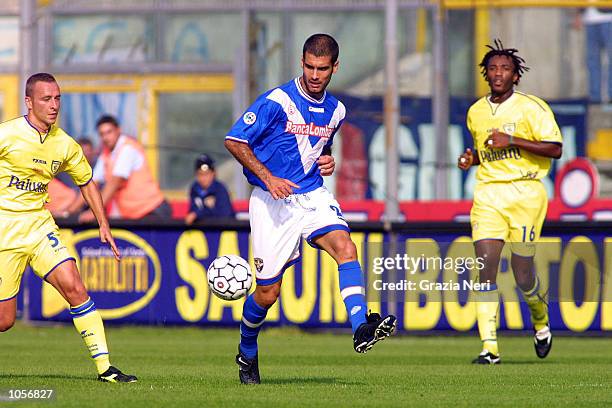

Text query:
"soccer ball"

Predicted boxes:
[[207, 255, 253, 300]]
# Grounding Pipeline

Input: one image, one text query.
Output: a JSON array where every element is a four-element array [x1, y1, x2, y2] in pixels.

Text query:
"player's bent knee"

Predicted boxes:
[[254, 284, 280, 308], [62, 280, 89, 305], [480, 257, 500, 273], [335, 240, 357, 262], [482, 264, 498, 275], [258, 291, 279, 308], [514, 273, 533, 291], [258, 296, 278, 309], [0, 318, 15, 332]]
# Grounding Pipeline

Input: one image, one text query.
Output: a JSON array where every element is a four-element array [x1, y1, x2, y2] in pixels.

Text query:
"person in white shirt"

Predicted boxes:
[[576, 6, 612, 103], [79, 115, 170, 221]]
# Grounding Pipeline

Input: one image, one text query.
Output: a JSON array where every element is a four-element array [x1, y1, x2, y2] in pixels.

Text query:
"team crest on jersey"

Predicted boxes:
[[243, 112, 257, 125], [503, 123, 516, 135], [254, 258, 264, 273], [51, 160, 62, 174], [288, 104, 296, 115]]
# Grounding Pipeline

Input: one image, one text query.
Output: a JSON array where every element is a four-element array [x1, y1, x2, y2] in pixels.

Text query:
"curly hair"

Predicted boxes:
[[479, 39, 529, 85]]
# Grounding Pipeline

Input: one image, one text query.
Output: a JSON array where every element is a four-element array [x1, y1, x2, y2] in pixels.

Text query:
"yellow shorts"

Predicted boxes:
[[470, 180, 548, 257], [0, 210, 73, 301]]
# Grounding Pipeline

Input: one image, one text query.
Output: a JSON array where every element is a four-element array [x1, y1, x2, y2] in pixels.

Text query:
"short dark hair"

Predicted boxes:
[[479, 39, 529, 85], [77, 137, 94, 147], [25, 73, 57, 97], [194, 153, 215, 172], [96, 115, 120, 129], [303, 34, 339, 64]]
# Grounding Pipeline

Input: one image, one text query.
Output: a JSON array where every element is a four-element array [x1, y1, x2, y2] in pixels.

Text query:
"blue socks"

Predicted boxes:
[[239, 260, 367, 356], [239, 294, 268, 358], [338, 261, 367, 332]]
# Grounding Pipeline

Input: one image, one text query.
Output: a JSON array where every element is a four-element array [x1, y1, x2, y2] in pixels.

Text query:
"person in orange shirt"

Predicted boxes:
[[46, 178, 78, 217], [79, 115, 170, 222], [49, 137, 98, 218]]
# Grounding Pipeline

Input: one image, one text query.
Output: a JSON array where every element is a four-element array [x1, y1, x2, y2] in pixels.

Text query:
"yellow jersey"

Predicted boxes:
[[467, 91, 562, 183], [0, 116, 92, 213]]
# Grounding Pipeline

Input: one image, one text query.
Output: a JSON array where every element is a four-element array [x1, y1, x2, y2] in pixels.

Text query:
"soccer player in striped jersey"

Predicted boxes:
[[225, 34, 396, 384], [0, 73, 136, 382], [458, 40, 562, 364]]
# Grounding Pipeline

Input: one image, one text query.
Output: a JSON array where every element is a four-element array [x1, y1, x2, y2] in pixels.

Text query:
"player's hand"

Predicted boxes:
[[317, 155, 335, 176], [458, 148, 474, 170], [185, 212, 197, 226], [266, 176, 300, 200], [485, 129, 512, 149], [99, 224, 121, 261]]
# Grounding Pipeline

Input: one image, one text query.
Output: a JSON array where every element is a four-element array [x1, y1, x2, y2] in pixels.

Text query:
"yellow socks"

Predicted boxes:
[[70, 298, 111, 374], [476, 284, 499, 356], [521, 276, 549, 331]]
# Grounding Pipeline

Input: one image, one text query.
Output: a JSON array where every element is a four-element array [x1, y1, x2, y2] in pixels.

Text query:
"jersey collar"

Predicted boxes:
[[104, 134, 127, 156], [487, 89, 516, 105], [23, 115, 53, 144], [294, 77, 326, 104], [486, 90, 517, 115]]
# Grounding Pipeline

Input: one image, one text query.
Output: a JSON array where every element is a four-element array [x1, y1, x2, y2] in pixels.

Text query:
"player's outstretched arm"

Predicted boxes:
[[79, 181, 121, 260], [224, 140, 299, 199]]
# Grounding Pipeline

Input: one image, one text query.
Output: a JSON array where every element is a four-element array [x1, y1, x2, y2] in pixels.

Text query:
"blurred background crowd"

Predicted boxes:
[[0, 0, 610, 222]]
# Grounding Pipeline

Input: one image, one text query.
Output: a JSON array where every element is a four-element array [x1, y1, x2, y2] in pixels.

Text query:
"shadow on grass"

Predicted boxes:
[[264, 377, 364, 386], [484, 360, 561, 365], [0, 373, 92, 381]]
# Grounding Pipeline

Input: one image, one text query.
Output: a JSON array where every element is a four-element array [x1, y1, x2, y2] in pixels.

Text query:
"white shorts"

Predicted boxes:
[[249, 186, 349, 285]]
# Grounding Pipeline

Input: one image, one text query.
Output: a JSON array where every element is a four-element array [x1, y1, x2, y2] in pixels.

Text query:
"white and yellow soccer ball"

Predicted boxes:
[[207, 255, 253, 300]]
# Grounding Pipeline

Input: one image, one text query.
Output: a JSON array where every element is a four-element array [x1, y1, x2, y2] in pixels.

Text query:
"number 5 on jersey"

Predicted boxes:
[[47, 232, 60, 248]]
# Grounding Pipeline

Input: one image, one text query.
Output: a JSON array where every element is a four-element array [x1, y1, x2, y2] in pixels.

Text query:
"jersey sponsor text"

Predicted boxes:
[[285, 121, 334, 138], [479, 147, 522, 163], [7, 175, 48, 193]]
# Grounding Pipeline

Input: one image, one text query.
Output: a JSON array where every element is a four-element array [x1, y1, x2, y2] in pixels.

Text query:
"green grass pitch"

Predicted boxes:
[[1, 323, 610, 407]]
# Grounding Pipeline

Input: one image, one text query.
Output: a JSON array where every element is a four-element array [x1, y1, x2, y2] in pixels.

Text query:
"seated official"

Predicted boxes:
[[185, 154, 235, 225]]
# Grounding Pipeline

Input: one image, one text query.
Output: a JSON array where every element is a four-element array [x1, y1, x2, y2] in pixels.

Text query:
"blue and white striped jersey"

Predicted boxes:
[[226, 77, 345, 194]]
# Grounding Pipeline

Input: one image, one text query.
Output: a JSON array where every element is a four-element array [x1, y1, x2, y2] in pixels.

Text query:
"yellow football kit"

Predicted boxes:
[[0, 116, 92, 300], [467, 91, 562, 255]]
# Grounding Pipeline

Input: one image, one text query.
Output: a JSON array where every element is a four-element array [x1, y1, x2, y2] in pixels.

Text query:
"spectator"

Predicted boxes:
[[49, 137, 99, 218], [185, 154, 234, 225], [80, 115, 170, 222], [78, 137, 98, 168], [575, 7, 612, 103], [46, 178, 79, 218], [56, 137, 98, 189]]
